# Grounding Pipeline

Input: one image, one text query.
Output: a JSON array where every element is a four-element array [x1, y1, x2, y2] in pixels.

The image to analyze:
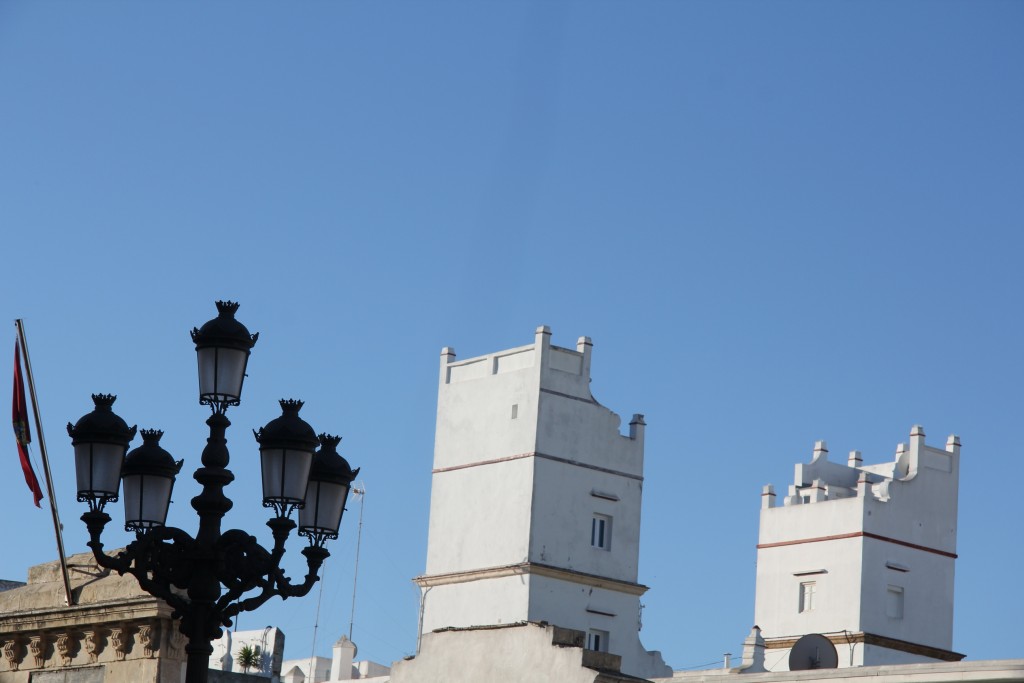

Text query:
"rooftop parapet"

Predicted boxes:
[[438, 326, 598, 402], [763, 425, 960, 508]]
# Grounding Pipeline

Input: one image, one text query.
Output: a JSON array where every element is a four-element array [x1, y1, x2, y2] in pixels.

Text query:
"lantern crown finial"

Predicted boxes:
[[140, 428, 164, 442], [215, 300, 241, 317], [92, 393, 117, 410], [280, 399, 304, 413], [317, 433, 342, 450]]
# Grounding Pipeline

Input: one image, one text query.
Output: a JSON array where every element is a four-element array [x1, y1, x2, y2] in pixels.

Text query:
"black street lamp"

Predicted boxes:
[[68, 301, 358, 683]]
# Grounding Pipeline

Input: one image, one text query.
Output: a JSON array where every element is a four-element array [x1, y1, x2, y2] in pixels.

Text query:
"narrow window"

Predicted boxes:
[[591, 514, 612, 550], [587, 629, 610, 653], [887, 585, 904, 619], [799, 581, 816, 613], [511, 404, 518, 419]]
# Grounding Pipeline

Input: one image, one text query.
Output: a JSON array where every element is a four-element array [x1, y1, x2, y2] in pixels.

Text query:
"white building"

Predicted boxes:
[[242, 339, 1016, 683], [414, 326, 671, 679], [280, 636, 390, 682], [281, 655, 331, 683], [654, 626, 1024, 683], [209, 626, 285, 678], [753, 427, 962, 669], [390, 621, 654, 683]]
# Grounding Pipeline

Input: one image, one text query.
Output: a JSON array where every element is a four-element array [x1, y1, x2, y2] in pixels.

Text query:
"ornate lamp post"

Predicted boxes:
[[68, 301, 358, 683]]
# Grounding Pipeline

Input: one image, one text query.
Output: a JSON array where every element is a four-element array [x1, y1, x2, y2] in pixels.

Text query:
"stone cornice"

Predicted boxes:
[[415, 562, 649, 596], [0, 596, 174, 636], [0, 614, 184, 673]]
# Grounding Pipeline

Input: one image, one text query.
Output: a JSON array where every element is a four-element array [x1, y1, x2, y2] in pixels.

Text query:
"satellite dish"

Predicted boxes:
[[789, 633, 838, 670]]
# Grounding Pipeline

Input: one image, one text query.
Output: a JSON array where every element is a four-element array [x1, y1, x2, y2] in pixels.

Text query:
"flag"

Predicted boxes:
[[12, 340, 43, 507]]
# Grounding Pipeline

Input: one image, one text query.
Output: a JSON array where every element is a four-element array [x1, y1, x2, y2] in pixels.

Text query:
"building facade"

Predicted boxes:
[[0, 551, 187, 683], [754, 427, 962, 669], [414, 326, 670, 679]]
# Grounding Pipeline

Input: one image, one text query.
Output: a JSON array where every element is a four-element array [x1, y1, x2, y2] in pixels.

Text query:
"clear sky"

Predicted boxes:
[[1, 0, 1022, 672]]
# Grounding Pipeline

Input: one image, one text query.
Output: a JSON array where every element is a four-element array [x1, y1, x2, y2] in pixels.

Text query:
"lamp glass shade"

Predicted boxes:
[[123, 473, 174, 529], [197, 346, 249, 406], [74, 442, 125, 502], [299, 480, 350, 537], [260, 447, 314, 506]]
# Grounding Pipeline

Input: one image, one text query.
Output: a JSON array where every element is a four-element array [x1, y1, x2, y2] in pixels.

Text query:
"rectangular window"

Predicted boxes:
[[799, 581, 816, 613], [887, 585, 904, 619], [591, 515, 612, 550], [586, 629, 610, 653]]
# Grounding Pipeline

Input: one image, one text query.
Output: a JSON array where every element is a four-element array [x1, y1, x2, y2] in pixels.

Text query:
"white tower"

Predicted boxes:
[[415, 326, 670, 679], [754, 426, 962, 669]]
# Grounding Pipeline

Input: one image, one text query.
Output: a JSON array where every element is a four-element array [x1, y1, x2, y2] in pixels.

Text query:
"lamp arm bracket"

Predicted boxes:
[[212, 528, 289, 624], [113, 526, 196, 617], [275, 545, 330, 599], [133, 526, 197, 594], [266, 517, 297, 561], [220, 545, 329, 621], [131, 570, 190, 618], [214, 565, 273, 615], [222, 580, 277, 621], [87, 542, 132, 575], [81, 511, 133, 575], [215, 529, 279, 590]]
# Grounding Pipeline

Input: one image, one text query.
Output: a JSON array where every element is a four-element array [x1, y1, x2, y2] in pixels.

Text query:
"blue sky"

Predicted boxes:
[[1, 0, 1022, 672]]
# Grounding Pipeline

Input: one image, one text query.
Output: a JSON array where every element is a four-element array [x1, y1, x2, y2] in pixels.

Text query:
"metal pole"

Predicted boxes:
[[14, 319, 75, 606], [308, 558, 327, 676], [348, 485, 365, 641]]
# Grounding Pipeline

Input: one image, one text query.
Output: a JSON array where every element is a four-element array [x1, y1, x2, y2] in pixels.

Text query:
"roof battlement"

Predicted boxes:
[[440, 325, 594, 391], [761, 425, 961, 510]]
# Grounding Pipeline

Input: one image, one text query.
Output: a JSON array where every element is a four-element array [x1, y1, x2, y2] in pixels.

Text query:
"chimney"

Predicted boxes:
[[331, 636, 357, 681]]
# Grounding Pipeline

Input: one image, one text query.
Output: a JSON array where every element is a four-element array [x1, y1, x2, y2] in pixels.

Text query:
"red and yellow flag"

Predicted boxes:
[[12, 340, 43, 507]]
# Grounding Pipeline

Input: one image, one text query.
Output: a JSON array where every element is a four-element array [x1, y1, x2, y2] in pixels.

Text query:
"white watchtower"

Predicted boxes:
[[415, 326, 670, 679], [754, 426, 963, 669]]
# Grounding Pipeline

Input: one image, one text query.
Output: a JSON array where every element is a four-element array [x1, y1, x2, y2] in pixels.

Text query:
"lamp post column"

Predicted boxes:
[[184, 412, 234, 683]]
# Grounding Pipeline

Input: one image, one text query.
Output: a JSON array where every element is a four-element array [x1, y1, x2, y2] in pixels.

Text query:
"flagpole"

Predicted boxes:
[[15, 320, 75, 607]]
